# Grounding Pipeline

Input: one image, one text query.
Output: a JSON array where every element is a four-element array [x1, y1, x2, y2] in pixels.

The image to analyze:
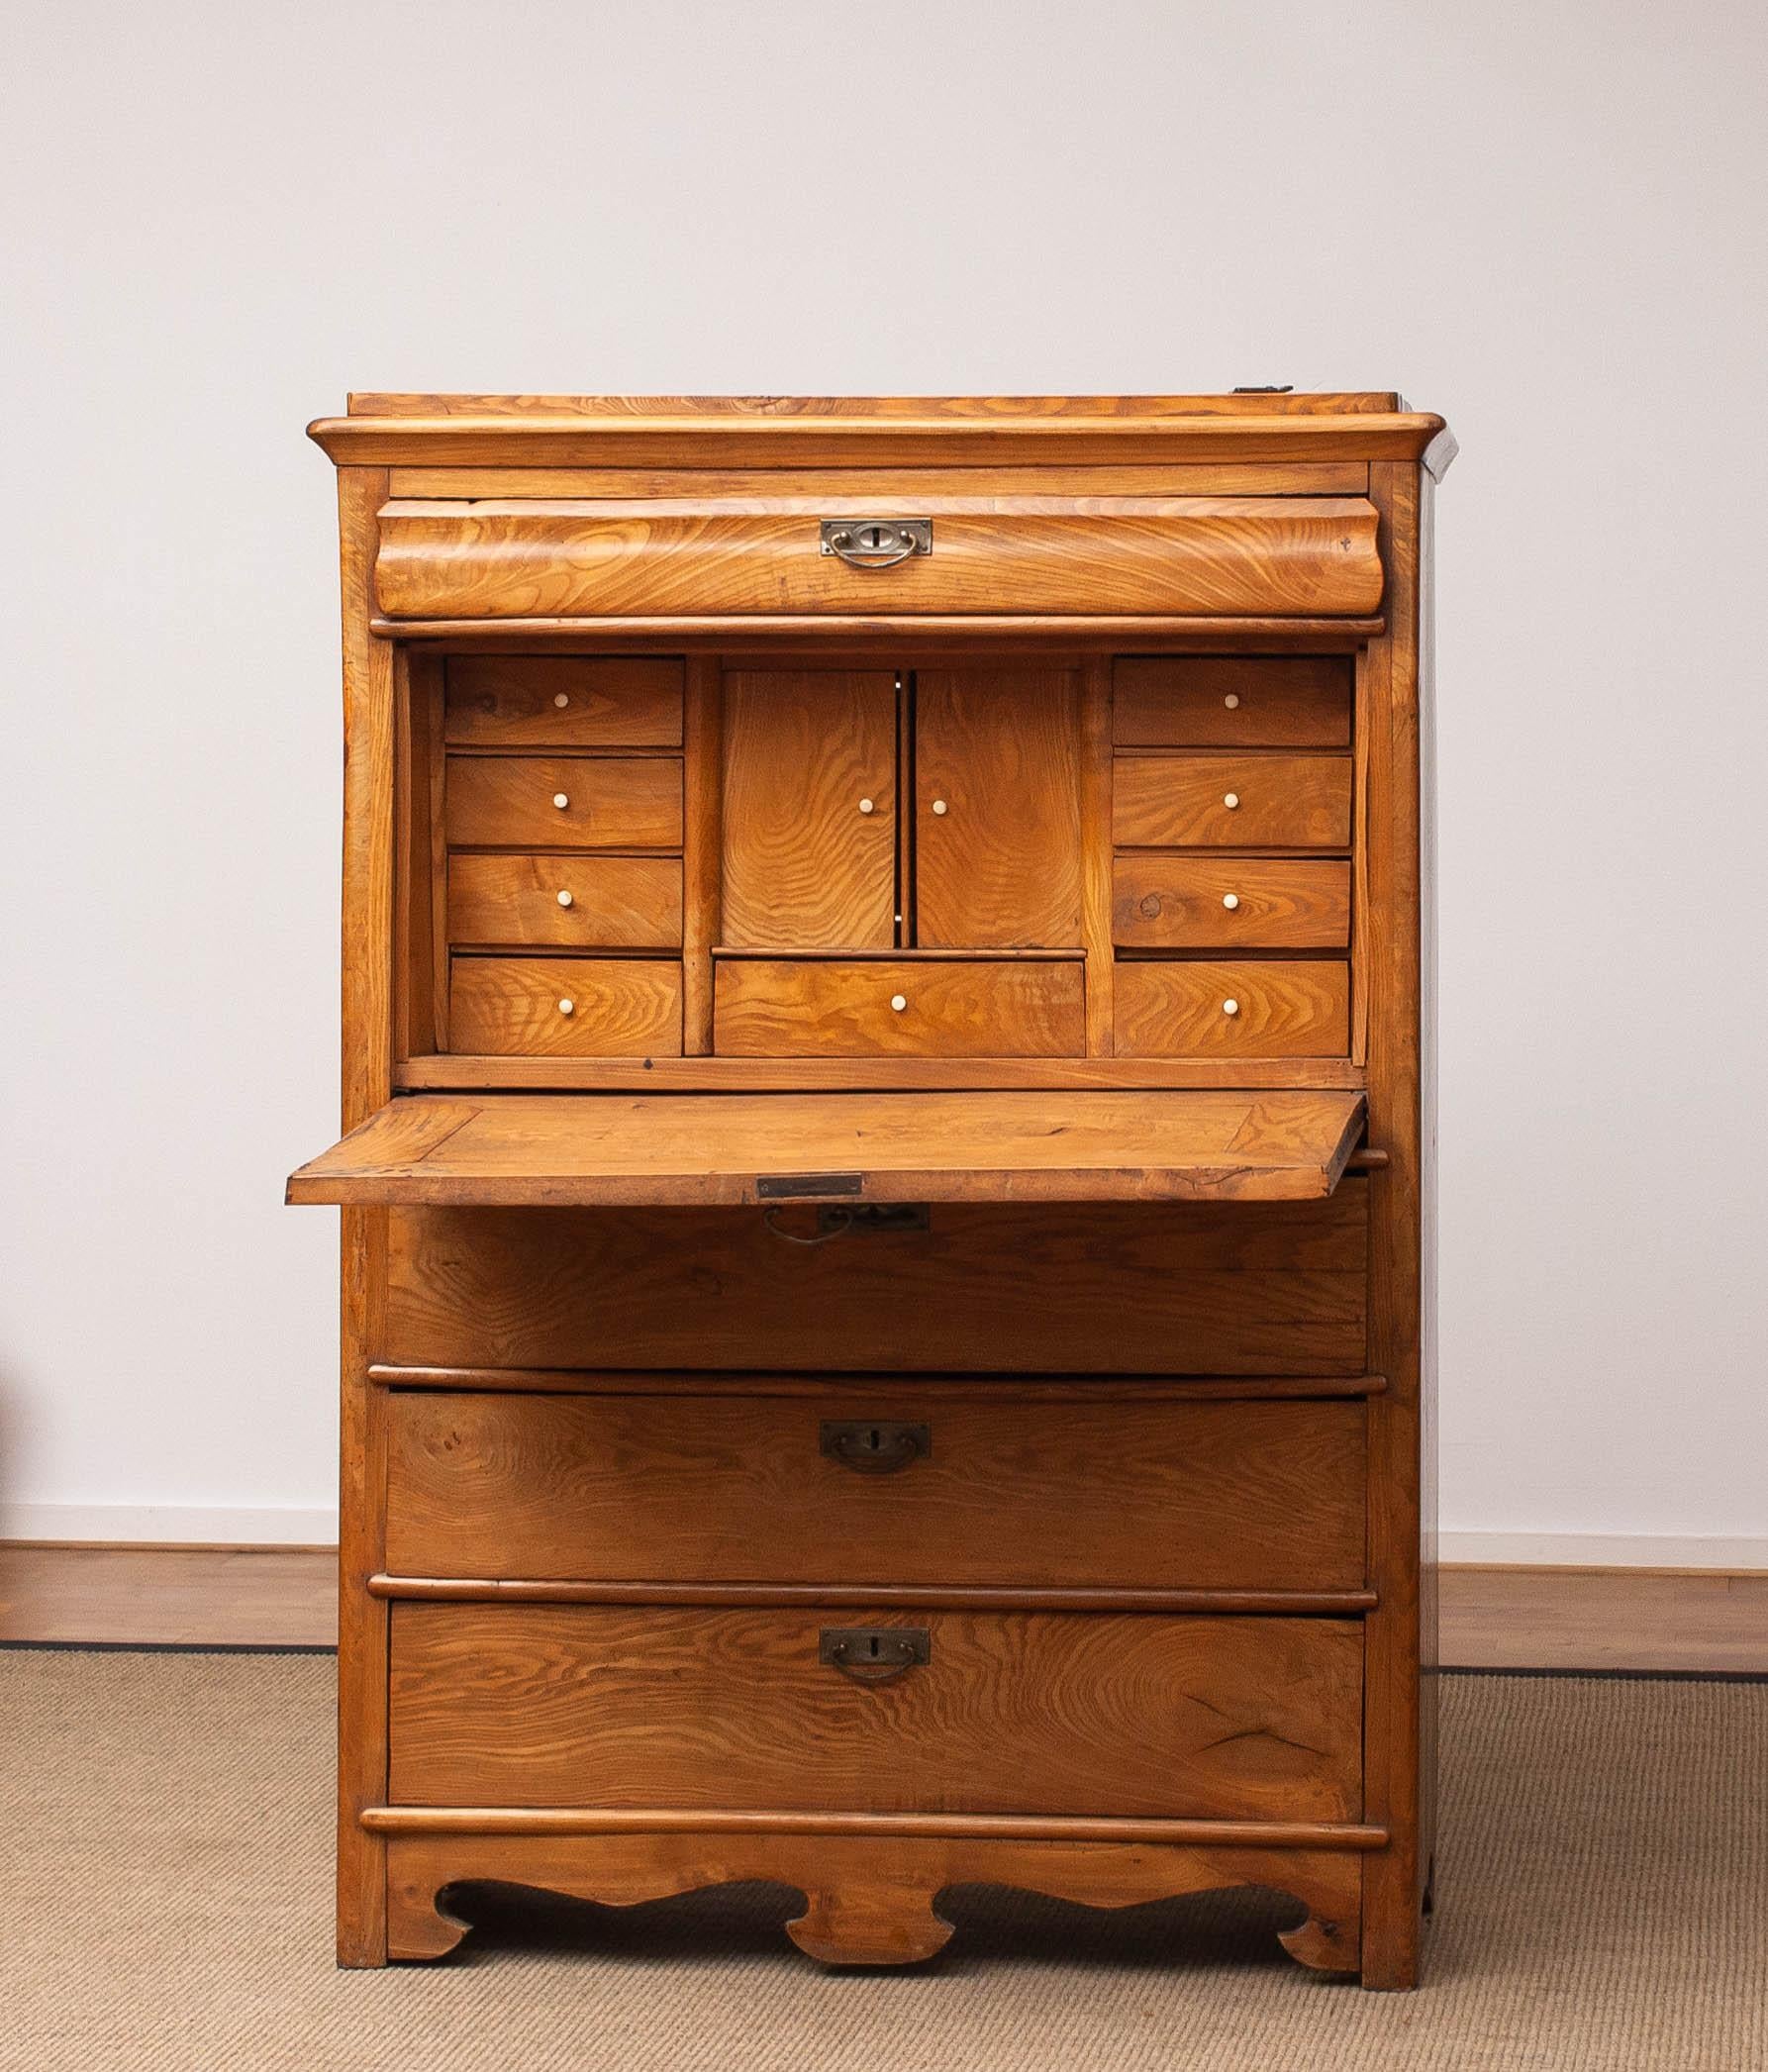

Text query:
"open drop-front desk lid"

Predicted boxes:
[[286, 1089, 1366, 1208]]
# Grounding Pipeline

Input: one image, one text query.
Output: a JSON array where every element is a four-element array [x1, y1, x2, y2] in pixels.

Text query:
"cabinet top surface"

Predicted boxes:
[[310, 393, 1450, 473]]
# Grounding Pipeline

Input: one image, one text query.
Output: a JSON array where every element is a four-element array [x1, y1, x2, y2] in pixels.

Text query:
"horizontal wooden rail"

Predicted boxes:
[[367, 1574, 1379, 1616], [370, 614, 1386, 648], [360, 1805, 1391, 1849], [366, 1364, 1390, 1402]]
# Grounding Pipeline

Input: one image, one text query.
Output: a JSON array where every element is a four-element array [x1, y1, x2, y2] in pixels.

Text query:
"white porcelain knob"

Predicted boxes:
[[1223, 892, 1240, 910], [1223, 998, 1240, 1017], [1224, 693, 1240, 709], [932, 799, 948, 815], [557, 998, 575, 1016], [890, 993, 908, 1012], [553, 692, 570, 708], [858, 797, 875, 815], [1224, 792, 1240, 810], [556, 889, 574, 908], [552, 792, 569, 810]]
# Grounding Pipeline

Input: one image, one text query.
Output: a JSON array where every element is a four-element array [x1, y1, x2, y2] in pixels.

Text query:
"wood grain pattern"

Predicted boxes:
[[1114, 656, 1352, 746], [384, 1388, 1366, 1591], [720, 669, 898, 948], [443, 656, 682, 746], [444, 754, 681, 849], [373, 501, 1385, 621], [447, 958, 681, 1056], [446, 853, 681, 949], [1114, 752, 1353, 848], [714, 956, 1085, 1059], [380, 1184, 1368, 1374], [1113, 856, 1351, 949], [381, 1829, 1362, 1970], [334, 467, 394, 1968], [1358, 458, 1431, 1989], [1114, 960, 1351, 1058], [388, 1604, 1364, 1822], [289, 1088, 1365, 1208], [915, 665, 1082, 947]]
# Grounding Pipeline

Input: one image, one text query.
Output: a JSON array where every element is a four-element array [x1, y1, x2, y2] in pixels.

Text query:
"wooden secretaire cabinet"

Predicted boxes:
[[290, 392, 1451, 1988]]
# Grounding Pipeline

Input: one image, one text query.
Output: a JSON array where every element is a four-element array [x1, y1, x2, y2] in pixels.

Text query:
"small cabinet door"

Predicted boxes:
[[915, 665, 1083, 947], [720, 669, 898, 948]]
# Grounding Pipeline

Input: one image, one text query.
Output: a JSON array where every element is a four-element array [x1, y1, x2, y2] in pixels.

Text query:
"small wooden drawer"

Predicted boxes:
[[1115, 960, 1350, 1057], [376, 497, 1385, 620], [385, 1388, 1367, 1591], [1114, 857, 1351, 949], [1114, 754, 1351, 848], [1114, 657, 1352, 747], [444, 657, 683, 747], [445, 754, 682, 849], [714, 956, 1085, 1057], [448, 854, 681, 948], [449, 958, 682, 1055], [388, 1603, 1364, 1821]]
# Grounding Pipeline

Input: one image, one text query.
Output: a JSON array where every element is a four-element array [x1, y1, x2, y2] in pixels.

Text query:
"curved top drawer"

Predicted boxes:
[[373, 496, 1384, 621]]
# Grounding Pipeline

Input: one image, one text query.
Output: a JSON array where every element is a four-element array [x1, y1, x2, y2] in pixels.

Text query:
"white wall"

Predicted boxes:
[[4, 0, 1764, 1562]]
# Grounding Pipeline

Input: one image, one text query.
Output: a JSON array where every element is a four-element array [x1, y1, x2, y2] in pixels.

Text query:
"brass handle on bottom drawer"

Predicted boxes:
[[820, 1419, 931, 1473], [820, 1627, 931, 1685], [819, 518, 933, 568]]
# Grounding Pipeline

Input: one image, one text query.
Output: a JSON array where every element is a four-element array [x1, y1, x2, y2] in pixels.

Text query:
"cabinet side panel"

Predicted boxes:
[[337, 466, 395, 1966], [1359, 460, 1428, 1988]]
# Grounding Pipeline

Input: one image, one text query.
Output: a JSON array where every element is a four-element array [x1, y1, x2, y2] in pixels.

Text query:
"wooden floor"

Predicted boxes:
[[0, 1545, 1763, 1670]]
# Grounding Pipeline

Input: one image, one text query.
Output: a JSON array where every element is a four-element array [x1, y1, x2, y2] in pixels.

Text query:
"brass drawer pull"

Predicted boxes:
[[820, 1419, 931, 1474], [819, 1627, 931, 1685], [819, 518, 933, 569]]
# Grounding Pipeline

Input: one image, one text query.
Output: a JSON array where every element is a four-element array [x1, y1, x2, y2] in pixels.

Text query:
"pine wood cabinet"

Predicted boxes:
[[292, 391, 1449, 1988]]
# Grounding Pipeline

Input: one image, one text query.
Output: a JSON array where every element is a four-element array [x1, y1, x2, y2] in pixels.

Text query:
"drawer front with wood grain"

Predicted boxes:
[[1114, 960, 1350, 1057], [384, 1184, 1369, 1375], [1114, 656, 1352, 747], [448, 958, 682, 1056], [444, 657, 684, 747], [444, 755, 682, 849], [1114, 754, 1352, 848], [387, 1603, 1364, 1821], [714, 957, 1085, 1057], [385, 1389, 1368, 1591], [376, 498, 1385, 620], [1113, 857, 1351, 949], [447, 855, 682, 949]]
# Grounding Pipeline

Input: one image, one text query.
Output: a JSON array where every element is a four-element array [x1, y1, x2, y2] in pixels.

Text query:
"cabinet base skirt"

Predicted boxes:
[[376, 1827, 1375, 1977]]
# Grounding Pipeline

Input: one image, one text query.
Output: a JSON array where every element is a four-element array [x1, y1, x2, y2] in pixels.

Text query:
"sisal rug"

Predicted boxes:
[[1, 1651, 1762, 2071]]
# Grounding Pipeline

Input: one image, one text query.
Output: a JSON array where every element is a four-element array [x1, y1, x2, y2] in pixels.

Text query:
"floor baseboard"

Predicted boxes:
[[2, 1543, 1765, 1670]]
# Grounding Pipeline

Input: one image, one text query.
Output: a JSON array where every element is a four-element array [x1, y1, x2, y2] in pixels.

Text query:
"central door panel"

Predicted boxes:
[[916, 665, 1083, 947], [721, 669, 899, 948]]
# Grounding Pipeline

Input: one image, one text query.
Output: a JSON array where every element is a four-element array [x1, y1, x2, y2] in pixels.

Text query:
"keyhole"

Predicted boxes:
[[868, 1428, 882, 1452], [868, 1634, 881, 1659]]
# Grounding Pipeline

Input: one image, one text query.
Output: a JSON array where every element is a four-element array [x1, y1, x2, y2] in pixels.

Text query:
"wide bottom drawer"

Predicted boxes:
[[387, 1605, 1364, 1822], [385, 1388, 1369, 1592]]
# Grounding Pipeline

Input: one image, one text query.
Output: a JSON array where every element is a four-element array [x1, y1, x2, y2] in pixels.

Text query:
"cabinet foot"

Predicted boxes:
[[787, 1884, 956, 1967]]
